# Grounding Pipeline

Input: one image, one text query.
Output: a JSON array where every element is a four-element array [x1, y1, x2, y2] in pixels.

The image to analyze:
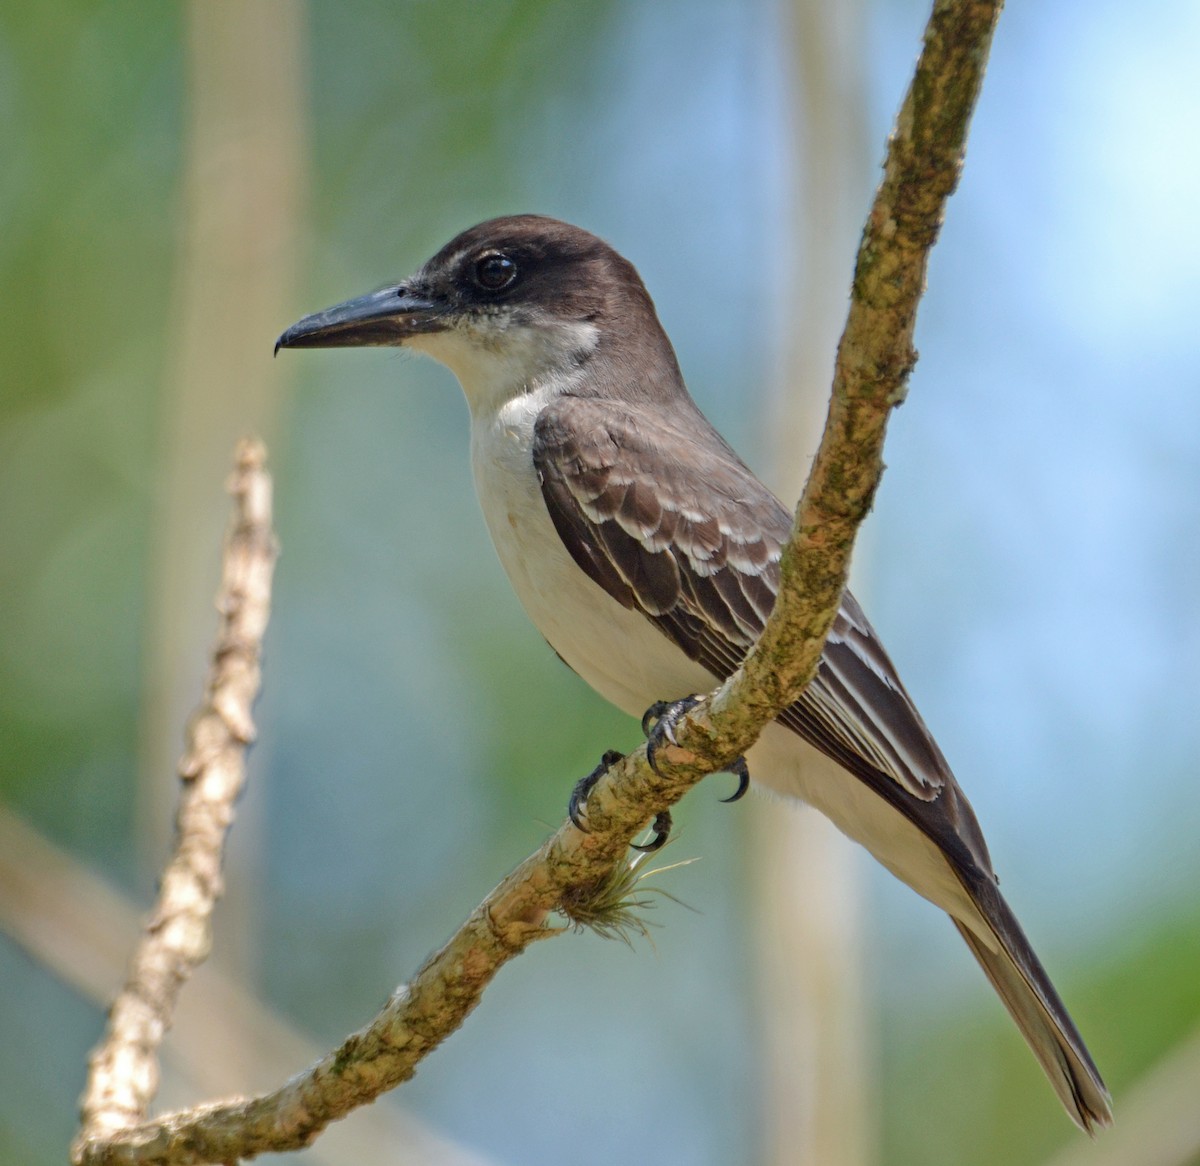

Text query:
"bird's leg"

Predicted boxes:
[[568, 749, 625, 831], [642, 696, 751, 803]]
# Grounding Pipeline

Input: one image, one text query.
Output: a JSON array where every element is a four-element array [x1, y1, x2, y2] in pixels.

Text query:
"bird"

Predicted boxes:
[[276, 214, 1111, 1131]]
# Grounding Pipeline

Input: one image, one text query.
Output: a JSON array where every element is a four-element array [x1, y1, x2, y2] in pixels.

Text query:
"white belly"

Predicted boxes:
[[469, 395, 984, 934]]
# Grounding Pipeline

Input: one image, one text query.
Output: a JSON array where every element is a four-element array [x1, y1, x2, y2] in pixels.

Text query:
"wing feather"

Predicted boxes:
[[534, 395, 950, 803]]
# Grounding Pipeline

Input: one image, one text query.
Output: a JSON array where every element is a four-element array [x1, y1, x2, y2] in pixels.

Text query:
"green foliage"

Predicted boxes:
[[0, 4, 182, 867]]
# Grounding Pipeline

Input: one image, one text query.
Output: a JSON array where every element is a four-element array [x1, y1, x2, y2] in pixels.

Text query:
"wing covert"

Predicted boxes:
[[532, 395, 950, 804]]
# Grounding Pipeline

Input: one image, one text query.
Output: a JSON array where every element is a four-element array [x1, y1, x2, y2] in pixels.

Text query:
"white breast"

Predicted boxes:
[[469, 389, 714, 717]]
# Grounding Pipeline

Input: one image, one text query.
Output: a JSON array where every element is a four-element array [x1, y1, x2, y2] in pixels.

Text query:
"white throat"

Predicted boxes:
[[406, 315, 600, 420]]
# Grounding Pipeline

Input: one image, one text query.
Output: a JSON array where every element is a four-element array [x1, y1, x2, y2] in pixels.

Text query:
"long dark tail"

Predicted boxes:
[[955, 878, 1112, 1132]]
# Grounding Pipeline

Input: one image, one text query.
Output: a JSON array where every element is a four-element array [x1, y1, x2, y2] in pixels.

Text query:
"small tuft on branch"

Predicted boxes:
[[559, 848, 698, 948]]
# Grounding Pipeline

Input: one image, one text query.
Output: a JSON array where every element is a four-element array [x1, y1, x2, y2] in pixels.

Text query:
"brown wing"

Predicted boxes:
[[533, 395, 962, 803], [532, 396, 1117, 1128]]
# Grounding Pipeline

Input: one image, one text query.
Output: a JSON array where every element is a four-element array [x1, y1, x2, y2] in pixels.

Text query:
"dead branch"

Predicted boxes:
[[74, 439, 277, 1159]]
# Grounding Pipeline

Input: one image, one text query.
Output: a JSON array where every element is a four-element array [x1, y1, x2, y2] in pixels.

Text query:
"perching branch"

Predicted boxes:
[[74, 3, 1002, 1163], [705, 0, 1002, 742], [74, 439, 277, 1161]]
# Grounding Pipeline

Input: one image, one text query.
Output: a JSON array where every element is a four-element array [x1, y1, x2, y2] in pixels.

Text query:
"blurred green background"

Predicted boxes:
[[2, 2, 1198, 1164]]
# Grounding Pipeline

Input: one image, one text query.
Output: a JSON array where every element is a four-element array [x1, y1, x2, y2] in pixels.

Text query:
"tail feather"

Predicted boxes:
[[954, 879, 1112, 1133]]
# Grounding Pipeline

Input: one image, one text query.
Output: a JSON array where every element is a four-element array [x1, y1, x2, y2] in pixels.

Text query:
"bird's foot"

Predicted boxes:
[[569, 751, 672, 851], [641, 696, 702, 773], [568, 749, 625, 832], [641, 696, 751, 802]]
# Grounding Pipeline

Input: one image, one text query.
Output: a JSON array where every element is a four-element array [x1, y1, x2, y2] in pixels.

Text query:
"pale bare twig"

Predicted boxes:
[[0, 805, 496, 1165], [74, 439, 277, 1159], [74, 3, 1002, 1162]]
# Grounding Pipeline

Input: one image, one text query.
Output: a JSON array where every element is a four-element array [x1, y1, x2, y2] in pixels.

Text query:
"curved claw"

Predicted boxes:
[[642, 695, 702, 774], [720, 756, 750, 803], [640, 700, 672, 738], [568, 749, 625, 831], [631, 810, 673, 852]]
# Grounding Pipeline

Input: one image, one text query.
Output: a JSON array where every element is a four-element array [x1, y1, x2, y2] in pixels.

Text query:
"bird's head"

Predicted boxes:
[[276, 215, 669, 412]]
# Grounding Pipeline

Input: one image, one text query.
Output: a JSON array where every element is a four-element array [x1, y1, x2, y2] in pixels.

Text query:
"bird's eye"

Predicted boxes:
[[473, 253, 518, 292]]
